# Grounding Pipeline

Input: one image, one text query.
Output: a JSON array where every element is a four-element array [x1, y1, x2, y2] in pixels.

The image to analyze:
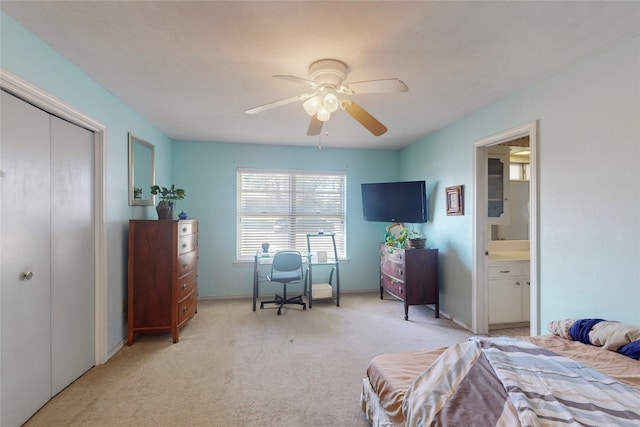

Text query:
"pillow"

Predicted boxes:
[[547, 318, 577, 340], [589, 321, 640, 351], [617, 340, 640, 360]]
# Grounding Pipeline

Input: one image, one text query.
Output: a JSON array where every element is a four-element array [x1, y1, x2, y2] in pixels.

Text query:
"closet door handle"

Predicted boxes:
[[20, 271, 33, 280]]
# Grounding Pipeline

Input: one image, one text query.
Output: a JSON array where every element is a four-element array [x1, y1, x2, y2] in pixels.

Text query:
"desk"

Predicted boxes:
[[252, 250, 310, 311]]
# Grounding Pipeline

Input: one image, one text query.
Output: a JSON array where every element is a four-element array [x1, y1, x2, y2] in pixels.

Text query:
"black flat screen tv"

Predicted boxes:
[[361, 180, 427, 223]]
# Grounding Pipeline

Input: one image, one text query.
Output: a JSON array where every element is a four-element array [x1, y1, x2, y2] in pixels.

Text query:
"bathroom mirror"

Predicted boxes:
[[128, 133, 155, 206]]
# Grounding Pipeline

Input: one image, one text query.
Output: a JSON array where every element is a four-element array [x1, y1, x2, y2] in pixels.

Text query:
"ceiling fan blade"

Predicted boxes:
[[245, 95, 304, 115], [307, 115, 323, 136], [274, 75, 322, 90], [342, 100, 387, 136], [341, 78, 408, 94]]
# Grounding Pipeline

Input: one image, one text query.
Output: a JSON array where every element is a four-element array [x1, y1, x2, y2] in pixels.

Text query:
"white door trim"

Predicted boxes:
[[1, 68, 108, 364], [472, 121, 538, 335]]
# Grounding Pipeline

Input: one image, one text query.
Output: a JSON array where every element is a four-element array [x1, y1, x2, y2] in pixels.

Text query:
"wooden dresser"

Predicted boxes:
[[379, 243, 439, 320], [128, 219, 198, 344]]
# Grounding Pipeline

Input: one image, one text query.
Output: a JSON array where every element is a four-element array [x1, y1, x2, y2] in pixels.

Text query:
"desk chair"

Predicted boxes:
[[260, 250, 307, 315]]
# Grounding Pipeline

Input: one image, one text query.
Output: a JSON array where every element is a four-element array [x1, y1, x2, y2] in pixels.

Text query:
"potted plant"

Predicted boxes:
[[406, 229, 426, 249], [133, 187, 143, 200], [385, 227, 408, 248], [150, 184, 185, 219]]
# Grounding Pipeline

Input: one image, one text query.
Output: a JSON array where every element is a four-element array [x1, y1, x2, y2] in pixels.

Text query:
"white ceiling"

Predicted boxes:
[[2, 1, 638, 149]]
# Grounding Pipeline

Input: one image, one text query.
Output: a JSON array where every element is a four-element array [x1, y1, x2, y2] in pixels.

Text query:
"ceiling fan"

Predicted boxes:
[[245, 59, 408, 137]]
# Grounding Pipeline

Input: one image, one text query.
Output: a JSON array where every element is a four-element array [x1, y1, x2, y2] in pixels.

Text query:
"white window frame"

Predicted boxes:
[[237, 168, 347, 260]]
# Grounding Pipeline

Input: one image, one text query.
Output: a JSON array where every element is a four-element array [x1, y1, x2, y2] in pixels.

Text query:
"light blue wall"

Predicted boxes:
[[399, 35, 640, 330], [399, 125, 475, 325], [171, 141, 398, 297], [1, 13, 174, 353]]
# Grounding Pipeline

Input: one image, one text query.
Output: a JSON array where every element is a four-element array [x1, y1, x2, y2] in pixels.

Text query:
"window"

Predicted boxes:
[[509, 162, 530, 181], [237, 168, 347, 259]]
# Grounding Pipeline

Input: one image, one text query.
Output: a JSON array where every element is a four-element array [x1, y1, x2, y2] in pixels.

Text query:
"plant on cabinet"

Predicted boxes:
[[150, 184, 185, 219]]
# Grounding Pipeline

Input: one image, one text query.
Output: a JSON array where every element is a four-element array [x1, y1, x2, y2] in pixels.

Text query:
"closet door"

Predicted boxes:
[[50, 116, 95, 395], [1, 91, 53, 426], [1, 91, 95, 426]]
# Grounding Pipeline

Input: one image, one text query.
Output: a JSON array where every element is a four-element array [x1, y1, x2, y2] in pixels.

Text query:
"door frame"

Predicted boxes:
[[1, 69, 108, 364], [472, 121, 538, 335]]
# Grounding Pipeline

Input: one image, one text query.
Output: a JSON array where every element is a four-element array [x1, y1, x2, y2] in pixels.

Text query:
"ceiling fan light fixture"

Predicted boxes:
[[247, 58, 407, 136], [323, 92, 339, 113], [303, 95, 321, 116], [317, 107, 331, 122]]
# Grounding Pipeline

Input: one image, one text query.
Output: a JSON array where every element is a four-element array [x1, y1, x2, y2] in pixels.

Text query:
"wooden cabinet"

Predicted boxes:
[[488, 148, 510, 225], [379, 243, 439, 320], [128, 219, 198, 345], [488, 260, 530, 324]]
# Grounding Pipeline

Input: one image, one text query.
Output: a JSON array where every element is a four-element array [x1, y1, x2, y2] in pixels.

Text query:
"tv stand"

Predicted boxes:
[[379, 243, 439, 320]]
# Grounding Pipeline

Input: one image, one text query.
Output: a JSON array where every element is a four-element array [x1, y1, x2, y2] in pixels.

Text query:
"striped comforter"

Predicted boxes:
[[403, 337, 640, 426]]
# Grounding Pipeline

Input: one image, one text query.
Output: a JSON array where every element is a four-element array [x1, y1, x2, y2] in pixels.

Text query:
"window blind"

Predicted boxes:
[[237, 168, 346, 258]]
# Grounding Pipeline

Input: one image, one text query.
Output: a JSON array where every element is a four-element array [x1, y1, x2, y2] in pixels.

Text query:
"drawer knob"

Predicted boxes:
[[182, 227, 187, 232], [182, 283, 187, 290], [181, 243, 187, 248], [183, 305, 188, 313], [20, 271, 33, 280], [516, 281, 521, 286], [183, 263, 188, 269], [398, 269, 403, 276]]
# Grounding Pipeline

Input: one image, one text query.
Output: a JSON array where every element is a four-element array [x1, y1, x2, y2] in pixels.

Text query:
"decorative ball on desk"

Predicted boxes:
[[178, 211, 188, 220]]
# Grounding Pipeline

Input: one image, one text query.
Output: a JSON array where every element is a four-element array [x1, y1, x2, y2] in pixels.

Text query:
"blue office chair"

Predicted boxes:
[[260, 250, 307, 315]]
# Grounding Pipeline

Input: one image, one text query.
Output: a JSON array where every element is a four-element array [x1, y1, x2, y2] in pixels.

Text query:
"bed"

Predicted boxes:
[[361, 319, 640, 426]]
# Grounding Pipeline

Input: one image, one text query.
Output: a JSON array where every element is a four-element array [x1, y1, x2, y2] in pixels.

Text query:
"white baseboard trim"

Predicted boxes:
[[107, 340, 125, 361], [197, 288, 378, 301], [432, 306, 473, 332]]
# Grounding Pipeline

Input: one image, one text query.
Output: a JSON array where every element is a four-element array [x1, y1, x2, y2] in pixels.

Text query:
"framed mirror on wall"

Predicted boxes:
[[128, 133, 155, 206]]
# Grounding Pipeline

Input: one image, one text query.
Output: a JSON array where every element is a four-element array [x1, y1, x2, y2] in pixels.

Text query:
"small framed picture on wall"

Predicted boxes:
[[446, 185, 463, 216]]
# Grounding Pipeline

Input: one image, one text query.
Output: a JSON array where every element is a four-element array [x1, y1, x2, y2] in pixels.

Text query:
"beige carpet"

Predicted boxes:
[[25, 292, 474, 426]]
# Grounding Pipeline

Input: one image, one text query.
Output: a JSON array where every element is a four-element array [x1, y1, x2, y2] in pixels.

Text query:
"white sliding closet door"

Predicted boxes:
[[1, 90, 53, 426], [1, 90, 95, 426], [50, 115, 95, 395]]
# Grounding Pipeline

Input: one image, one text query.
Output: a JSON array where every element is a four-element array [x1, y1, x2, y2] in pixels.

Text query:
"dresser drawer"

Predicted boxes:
[[177, 250, 198, 277], [381, 259, 405, 281], [178, 220, 198, 236], [381, 274, 405, 299], [380, 245, 405, 262], [176, 271, 197, 300], [178, 234, 197, 255], [177, 291, 197, 325]]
